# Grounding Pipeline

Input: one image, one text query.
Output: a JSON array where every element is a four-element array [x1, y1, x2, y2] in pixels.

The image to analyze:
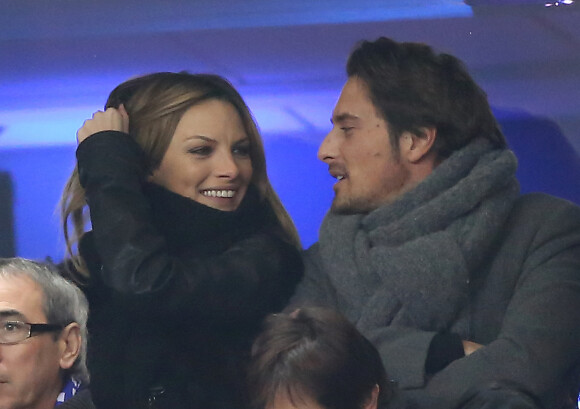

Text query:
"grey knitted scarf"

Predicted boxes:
[[317, 138, 520, 333]]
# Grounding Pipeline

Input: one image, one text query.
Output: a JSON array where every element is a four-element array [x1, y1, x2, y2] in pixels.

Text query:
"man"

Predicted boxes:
[[0, 258, 94, 409], [290, 37, 580, 409]]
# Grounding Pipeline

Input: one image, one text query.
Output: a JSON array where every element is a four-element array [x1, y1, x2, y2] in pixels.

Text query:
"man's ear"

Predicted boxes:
[[58, 322, 82, 370], [400, 127, 437, 163], [363, 384, 380, 409]]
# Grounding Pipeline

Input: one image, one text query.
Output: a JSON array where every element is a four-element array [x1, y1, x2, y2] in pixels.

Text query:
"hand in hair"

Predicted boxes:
[[462, 340, 484, 356], [77, 105, 129, 144]]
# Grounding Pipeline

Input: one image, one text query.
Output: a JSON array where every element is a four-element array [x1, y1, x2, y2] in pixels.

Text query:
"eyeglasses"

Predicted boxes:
[[0, 319, 64, 345]]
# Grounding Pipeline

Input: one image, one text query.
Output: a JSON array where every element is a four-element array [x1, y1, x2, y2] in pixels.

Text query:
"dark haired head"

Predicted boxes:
[[346, 37, 506, 158], [248, 307, 394, 409]]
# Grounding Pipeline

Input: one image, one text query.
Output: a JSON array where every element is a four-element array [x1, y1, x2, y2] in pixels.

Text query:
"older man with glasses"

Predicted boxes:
[[0, 258, 94, 409]]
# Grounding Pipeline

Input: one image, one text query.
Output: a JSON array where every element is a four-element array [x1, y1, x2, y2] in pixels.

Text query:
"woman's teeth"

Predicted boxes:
[[202, 190, 235, 198]]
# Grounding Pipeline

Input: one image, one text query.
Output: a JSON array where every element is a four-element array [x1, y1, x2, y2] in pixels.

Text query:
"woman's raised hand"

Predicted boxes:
[[77, 105, 130, 144]]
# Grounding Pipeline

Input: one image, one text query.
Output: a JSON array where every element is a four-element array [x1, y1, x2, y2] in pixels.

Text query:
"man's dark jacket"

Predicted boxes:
[[291, 139, 580, 409]]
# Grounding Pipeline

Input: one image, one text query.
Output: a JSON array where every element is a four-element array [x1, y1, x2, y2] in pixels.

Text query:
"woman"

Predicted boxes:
[[60, 72, 303, 409], [248, 307, 400, 409]]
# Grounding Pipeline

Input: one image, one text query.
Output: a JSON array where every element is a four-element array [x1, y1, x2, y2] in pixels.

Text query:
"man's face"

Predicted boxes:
[[0, 276, 64, 409], [318, 77, 411, 214]]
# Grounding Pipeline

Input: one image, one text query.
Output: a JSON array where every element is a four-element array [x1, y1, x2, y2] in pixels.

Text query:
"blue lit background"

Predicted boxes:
[[1, 0, 579, 264], [1, 4, 579, 406]]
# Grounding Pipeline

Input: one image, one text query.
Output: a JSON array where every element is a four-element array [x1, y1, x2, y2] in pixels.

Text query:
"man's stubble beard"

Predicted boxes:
[[330, 194, 375, 215]]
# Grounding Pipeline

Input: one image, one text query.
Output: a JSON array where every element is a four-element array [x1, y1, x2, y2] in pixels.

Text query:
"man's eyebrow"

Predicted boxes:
[[331, 113, 360, 124], [0, 309, 26, 320]]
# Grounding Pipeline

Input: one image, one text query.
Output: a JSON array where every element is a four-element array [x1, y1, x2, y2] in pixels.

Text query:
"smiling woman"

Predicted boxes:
[[58, 72, 303, 409], [148, 99, 253, 212]]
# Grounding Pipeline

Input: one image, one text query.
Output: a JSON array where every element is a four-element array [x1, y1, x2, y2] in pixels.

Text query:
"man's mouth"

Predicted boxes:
[[201, 189, 236, 198], [331, 172, 346, 182], [329, 166, 347, 181]]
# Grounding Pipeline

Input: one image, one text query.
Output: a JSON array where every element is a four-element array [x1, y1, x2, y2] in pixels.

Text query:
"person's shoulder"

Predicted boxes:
[[57, 389, 96, 409], [302, 241, 320, 256], [455, 381, 543, 409], [511, 193, 580, 223], [301, 242, 322, 270], [502, 193, 580, 251], [515, 192, 579, 209], [299, 242, 335, 287]]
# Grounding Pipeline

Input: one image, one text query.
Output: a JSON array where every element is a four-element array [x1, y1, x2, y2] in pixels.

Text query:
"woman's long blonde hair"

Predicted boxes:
[[60, 72, 301, 278]]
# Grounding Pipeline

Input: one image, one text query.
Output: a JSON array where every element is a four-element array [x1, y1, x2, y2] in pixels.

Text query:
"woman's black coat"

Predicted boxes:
[[75, 132, 303, 409]]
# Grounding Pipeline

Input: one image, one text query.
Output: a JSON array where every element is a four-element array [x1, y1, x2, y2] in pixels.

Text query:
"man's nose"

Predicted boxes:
[[317, 130, 338, 163]]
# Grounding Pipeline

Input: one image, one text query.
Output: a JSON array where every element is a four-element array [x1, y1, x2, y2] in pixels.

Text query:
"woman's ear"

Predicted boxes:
[[363, 384, 380, 409]]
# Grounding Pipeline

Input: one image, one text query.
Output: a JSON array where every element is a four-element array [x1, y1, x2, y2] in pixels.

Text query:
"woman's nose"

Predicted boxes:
[[215, 153, 240, 178]]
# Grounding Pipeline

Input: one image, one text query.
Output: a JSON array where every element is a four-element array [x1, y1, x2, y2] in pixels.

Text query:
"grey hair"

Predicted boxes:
[[0, 257, 89, 383]]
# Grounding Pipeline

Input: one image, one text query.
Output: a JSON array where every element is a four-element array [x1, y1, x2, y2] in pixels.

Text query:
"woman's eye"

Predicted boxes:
[[188, 146, 212, 156], [341, 127, 354, 133], [233, 144, 251, 157]]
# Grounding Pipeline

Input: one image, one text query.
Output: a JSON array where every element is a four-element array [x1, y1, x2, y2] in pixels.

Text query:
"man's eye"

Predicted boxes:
[[341, 127, 354, 133], [2, 321, 23, 332]]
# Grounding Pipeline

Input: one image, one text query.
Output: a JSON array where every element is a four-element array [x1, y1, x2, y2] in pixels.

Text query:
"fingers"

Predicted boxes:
[[118, 104, 129, 119], [76, 107, 129, 144], [462, 340, 484, 356], [117, 104, 130, 134]]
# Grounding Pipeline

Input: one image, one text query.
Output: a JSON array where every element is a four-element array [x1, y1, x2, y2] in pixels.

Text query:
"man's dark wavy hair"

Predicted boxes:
[[347, 37, 507, 158]]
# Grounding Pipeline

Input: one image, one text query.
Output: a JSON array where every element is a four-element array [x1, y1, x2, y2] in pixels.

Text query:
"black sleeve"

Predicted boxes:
[[425, 332, 465, 375], [456, 382, 543, 409], [77, 131, 303, 323]]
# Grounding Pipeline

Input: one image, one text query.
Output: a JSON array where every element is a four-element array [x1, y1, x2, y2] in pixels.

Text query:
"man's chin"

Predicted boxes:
[[330, 196, 371, 215]]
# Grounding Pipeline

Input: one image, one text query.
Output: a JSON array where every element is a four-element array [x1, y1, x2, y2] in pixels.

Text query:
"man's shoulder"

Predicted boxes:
[[302, 241, 320, 257], [301, 242, 323, 275], [58, 389, 96, 409], [514, 192, 579, 210], [510, 192, 580, 225], [498, 192, 580, 257], [288, 242, 337, 309]]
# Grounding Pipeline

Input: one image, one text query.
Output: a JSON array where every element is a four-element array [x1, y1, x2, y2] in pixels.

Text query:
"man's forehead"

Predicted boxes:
[[0, 275, 45, 320], [332, 78, 378, 121]]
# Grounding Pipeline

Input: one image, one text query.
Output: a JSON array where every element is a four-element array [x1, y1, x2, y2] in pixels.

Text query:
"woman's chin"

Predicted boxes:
[[198, 196, 243, 212]]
